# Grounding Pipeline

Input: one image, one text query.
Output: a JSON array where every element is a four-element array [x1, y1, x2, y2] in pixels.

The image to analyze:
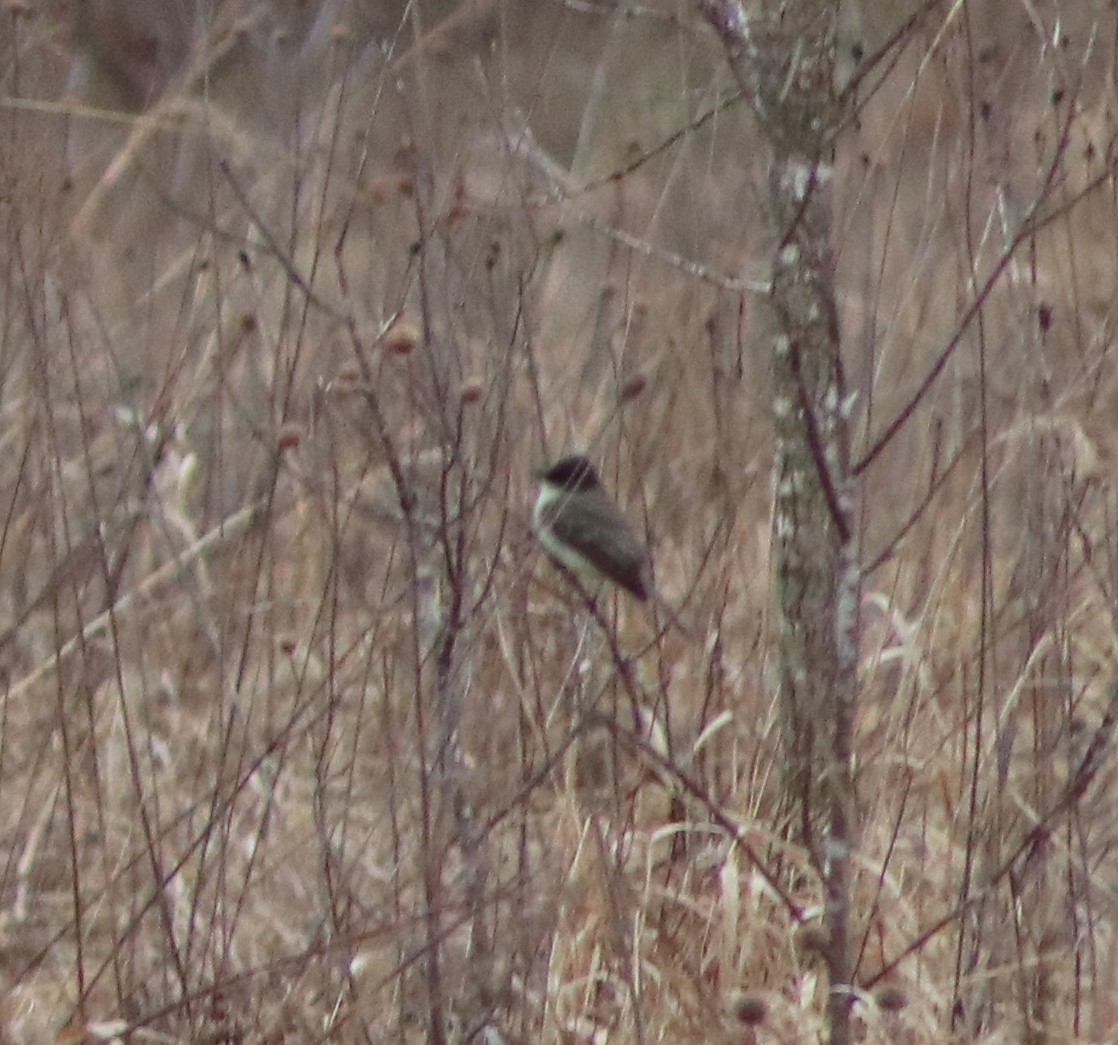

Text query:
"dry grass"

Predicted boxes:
[[1, 0, 1118, 1041]]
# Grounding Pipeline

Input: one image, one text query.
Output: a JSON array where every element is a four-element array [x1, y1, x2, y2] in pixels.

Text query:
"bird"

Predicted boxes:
[[533, 455, 653, 601]]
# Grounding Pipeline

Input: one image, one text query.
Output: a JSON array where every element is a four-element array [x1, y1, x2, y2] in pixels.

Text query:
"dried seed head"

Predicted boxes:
[[619, 373, 647, 402], [277, 422, 303, 450], [874, 985, 907, 1012], [384, 319, 420, 356], [729, 991, 768, 1026], [275, 420, 301, 449]]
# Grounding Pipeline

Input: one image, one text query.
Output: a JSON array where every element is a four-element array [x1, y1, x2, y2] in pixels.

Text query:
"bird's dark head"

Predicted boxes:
[[537, 455, 601, 492]]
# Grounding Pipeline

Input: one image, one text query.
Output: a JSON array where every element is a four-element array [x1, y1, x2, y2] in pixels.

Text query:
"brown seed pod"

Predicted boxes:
[[277, 422, 303, 450], [384, 318, 420, 356], [729, 991, 768, 1026], [459, 381, 483, 405], [874, 985, 908, 1012], [619, 373, 647, 402]]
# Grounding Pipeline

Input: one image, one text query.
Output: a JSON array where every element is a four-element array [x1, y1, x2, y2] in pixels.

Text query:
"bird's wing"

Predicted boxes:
[[546, 494, 650, 599]]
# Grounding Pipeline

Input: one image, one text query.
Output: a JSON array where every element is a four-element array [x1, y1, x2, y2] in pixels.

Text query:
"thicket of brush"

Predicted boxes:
[[1, 1, 1117, 1041]]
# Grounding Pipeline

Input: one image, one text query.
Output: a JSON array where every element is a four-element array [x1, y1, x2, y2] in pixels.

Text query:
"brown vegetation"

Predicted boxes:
[[0, 0, 1117, 1040]]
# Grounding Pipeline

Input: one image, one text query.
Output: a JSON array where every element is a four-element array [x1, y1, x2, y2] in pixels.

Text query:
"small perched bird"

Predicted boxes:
[[533, 455, 652, 601]]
